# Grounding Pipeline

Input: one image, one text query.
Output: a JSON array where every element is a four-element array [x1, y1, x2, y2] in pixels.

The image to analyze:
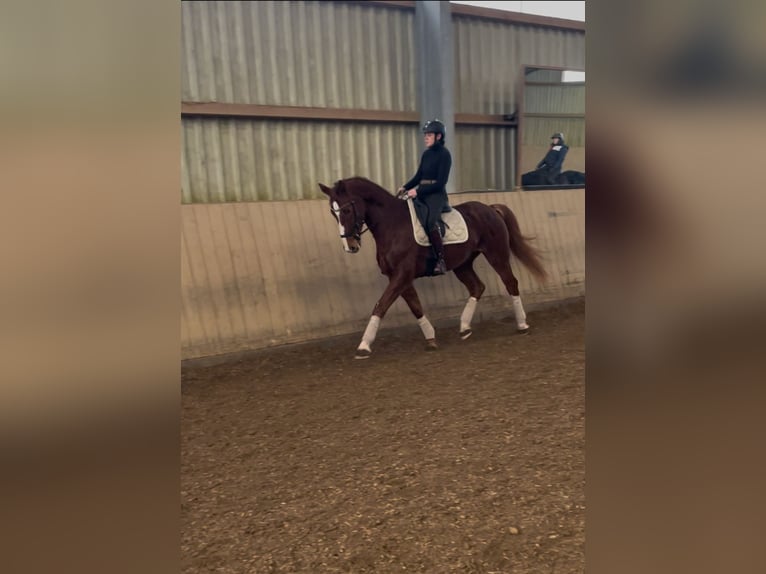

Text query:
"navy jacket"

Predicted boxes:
[[537, 143, 569, 174]]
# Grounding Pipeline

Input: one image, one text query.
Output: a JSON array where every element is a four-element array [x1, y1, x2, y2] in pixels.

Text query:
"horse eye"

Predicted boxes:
[[341, 208, 351, 215]]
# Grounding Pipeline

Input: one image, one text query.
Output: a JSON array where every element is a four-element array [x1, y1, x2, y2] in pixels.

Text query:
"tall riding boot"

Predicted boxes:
[[428, 227, 447, 275]]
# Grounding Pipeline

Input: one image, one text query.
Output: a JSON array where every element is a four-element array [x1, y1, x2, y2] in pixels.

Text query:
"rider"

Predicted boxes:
[[535, 132, 569, 184], [397, 119, 453, 276]]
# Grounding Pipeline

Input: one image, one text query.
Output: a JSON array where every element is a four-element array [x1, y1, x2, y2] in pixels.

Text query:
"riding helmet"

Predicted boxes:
[[423, 119, 447, 142]]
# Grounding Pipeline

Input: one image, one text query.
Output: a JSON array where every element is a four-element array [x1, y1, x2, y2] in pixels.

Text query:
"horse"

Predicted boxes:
[[522, 169, 586, 187], [318, 177, 548, 359]]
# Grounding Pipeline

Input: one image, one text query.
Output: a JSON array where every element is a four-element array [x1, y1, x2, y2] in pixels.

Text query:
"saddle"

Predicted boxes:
[[406, 199, 469, 247]]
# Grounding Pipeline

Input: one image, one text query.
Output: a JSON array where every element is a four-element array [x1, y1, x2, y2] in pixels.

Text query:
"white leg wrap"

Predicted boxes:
[[512, 295, 528, 329], [460, 297, 478, 332], [417, 316, 435, 340], [358, 315, 381, 351]]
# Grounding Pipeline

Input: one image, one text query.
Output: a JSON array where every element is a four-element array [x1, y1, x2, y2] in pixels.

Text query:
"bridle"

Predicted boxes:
[[330, 199, 369, 240]]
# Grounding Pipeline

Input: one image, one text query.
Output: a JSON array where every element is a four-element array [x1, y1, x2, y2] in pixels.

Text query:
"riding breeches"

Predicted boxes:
[[413, 191, 448, 235]]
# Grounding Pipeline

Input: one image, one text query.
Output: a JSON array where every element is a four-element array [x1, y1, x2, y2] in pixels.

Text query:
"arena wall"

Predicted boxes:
[[181, 189, 584, 359]]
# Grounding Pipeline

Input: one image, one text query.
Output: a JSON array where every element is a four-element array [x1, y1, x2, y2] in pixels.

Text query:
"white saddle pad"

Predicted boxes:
[[406, 198, 469, 247]]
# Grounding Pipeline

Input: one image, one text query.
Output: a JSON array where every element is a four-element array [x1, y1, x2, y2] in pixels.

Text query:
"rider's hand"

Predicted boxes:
[[406, 189, 417, 198]]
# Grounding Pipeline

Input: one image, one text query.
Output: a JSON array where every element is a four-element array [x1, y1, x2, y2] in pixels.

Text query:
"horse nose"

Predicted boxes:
[[349, 245, 359, 253]]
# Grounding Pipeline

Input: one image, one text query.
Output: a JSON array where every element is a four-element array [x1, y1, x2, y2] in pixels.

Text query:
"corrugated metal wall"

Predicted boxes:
[[182, 1, 416, 110], [526, 69, 563, 82], [453, 17, 585, 115], [524, 84, 586, 115], [514, 24, 586, 71], [182, 118, 421, 203], [453, 126, 515, 191], [182, 2, 586, 202], [181, 190, 584, 359], [522, 82, 585, 148], [452, 15, 585, 185], [182, 0, 417, 203]]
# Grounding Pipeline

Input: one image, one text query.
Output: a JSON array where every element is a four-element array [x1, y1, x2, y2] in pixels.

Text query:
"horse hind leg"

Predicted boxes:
[[453, 259, 486, 339], [483, 251, 530, 332], [400, 285, 438, 351]]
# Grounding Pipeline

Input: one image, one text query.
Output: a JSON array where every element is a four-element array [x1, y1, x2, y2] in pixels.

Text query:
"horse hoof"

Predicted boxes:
[[517, 325, 530, 334], [425, 339, 438, 351], [460, 329, 473, 340], [355, 349, 371, 359]]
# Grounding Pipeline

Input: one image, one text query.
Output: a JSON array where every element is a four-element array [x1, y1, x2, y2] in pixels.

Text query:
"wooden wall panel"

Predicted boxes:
[[181, 190, 584, 359]]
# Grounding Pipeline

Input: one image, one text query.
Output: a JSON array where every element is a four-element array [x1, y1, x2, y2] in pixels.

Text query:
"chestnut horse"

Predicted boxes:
[[319, 177, 547, 359]]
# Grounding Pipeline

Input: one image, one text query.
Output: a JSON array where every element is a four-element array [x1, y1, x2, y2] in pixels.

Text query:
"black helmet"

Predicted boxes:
[[551, 132, 565, 142], [423, 119, 446, 142]]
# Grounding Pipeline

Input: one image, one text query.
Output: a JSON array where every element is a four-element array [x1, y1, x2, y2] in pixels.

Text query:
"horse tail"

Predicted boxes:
[[490, 203, 548, 283]]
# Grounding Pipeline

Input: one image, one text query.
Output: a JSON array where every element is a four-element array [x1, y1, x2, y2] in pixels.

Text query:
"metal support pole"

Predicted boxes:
[[414, 1, 456, 194]]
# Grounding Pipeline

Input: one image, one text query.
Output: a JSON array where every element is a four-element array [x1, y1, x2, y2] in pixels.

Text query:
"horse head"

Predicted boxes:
[[318, 179, 367, 254]]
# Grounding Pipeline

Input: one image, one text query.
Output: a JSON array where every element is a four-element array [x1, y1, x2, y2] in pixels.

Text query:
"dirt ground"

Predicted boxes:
[[182, 298, 585, 573]]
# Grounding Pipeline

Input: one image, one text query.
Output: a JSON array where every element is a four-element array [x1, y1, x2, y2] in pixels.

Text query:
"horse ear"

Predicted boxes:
[[318, 183, 332, 196]]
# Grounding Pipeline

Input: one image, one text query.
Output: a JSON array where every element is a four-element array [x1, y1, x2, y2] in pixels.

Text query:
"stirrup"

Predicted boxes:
[[433, 258, 447, 275]]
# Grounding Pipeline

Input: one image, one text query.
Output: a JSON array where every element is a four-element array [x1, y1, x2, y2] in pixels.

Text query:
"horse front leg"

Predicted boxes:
[[400, 284, 438, 351], [355, 275, 409, 359]]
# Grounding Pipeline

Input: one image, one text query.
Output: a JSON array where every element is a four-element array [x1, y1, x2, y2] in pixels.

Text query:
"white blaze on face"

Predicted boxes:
[[332, 200, 350, 252]]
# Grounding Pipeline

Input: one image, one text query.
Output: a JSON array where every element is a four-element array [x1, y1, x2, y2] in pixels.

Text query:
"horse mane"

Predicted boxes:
[[339, 176, 397, 206]]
